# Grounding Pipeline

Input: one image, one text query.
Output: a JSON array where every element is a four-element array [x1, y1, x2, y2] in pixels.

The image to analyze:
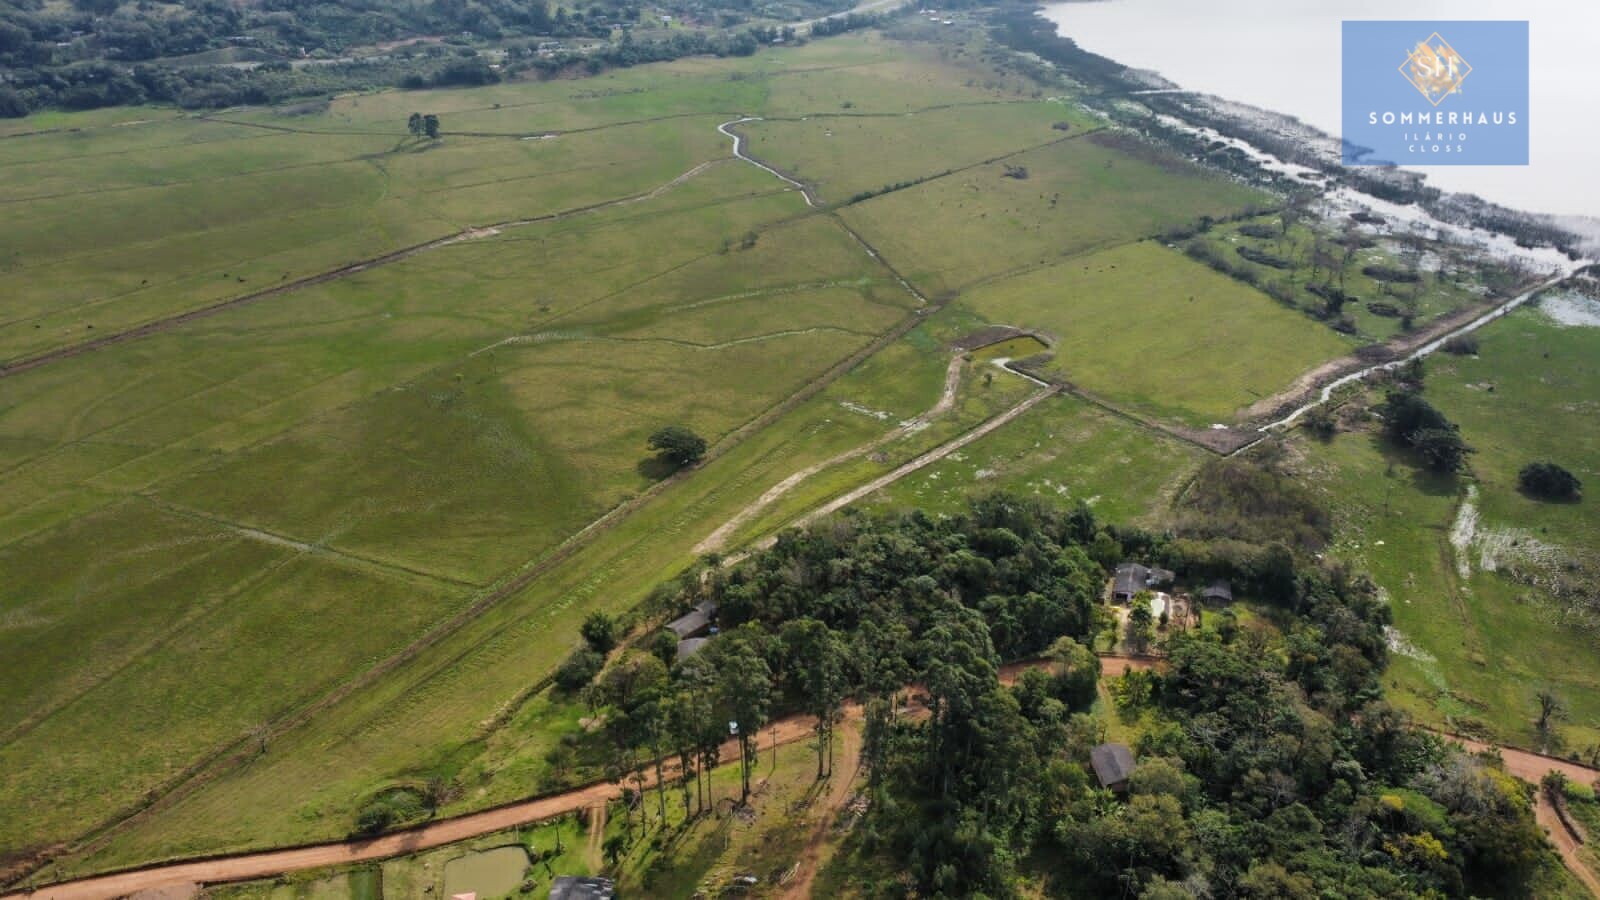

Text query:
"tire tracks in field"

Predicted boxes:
[[0, 158, 726, 380], [693, 352, 964, 556]]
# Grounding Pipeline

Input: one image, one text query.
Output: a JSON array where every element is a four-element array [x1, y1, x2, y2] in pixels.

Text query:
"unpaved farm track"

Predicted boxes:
[[18, 656, 1588, 900], [770, 385, 1059, 545], [693, 353, 965, 555], [777, 723, 864, 899], [5, 657, 1129, 899]]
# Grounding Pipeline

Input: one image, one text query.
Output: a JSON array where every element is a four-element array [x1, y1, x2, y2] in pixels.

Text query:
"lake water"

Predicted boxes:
[[1040, 0, 1600, 219]]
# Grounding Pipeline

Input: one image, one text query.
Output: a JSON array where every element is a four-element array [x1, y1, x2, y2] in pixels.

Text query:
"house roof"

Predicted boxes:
[[549, 876, 616, 900], [1113, 563, 1174, 597], [1112, 563, 1150, 596], [676, 637, 709, 662], [1090, 743, 1136, 788], [665, 600, 717, 638], [1202, 579, 1233, 601]]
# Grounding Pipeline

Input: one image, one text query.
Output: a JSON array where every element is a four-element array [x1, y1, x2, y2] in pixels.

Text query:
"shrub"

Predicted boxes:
[[1518, 462, 1581, 501], [581, 611, 618, 653], [1235, 245, 1294, 269], [554, 648, 604, 692], [1441, 334, 1480, 355], [1362, 264, 1421, 283], [1303, 404, 1337, 438]]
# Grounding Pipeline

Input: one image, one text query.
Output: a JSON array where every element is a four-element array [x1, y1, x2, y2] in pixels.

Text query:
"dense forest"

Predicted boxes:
[[525, 455, 1559, 898], [0, 0, 864, 114]]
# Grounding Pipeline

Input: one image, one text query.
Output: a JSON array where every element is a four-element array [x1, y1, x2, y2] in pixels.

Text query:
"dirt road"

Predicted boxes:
[[767, 385, 1060, 547], [694, 354, 965, 555], [777, 724, 864, 898], [14, 655, 1592, 899]]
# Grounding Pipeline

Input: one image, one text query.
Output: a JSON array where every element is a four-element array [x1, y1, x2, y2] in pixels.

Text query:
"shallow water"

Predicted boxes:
[[441, 845, 530, 898], [1540, 292, 1600, 327]]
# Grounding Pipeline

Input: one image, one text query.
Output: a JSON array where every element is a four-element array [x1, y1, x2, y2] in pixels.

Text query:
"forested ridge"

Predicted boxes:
[[0, 0, 869, 115]]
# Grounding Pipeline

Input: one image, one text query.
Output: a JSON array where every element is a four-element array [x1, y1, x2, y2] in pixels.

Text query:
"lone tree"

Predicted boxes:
[[581, 611, 618, 654], [1376, 390, 1472, 473], [648, 425, 706, 468], [423, 113, 440, 139], [1535, 688, 1567, 753], [407, 112, 423, 136], [1519, 462, 1582, 501]]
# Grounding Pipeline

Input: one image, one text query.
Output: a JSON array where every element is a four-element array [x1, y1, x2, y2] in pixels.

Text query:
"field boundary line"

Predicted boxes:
[[139, 497, 480, 589], [0, 161, 728, 380]]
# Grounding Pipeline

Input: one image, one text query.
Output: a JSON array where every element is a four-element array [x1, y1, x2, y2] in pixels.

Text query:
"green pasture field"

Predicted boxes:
[[1300, 305, 1600, 750], [1424, 302, 1600, 556], [955, 241, 1355, 426], [838, 131, 1268, 297], [1190, 214, 1507, 342], [53, 302, 1001, 872], [0, 32, 1016, 365], [742, 99, 1096, 204], [862, 392, 1207, 527], [0, 153, 902, 860]]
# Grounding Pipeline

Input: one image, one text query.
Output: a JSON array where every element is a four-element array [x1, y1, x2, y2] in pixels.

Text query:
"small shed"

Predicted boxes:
[[676, 637, 709, 662], [549, 876, 616, 900], [1091, 743, 1136, 792], [1201, 580, 1233, 603], [665, 600, 717, 639]]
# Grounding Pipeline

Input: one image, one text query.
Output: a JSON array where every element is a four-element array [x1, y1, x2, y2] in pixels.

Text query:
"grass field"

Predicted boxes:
[[1300, 302, 1600, 751], [838, 131, 1267, 297], [861, 392, 1207, 526], [742, 99, 1095, 204], [954, 241, 1355, 426], [0, 126, 904, 860]]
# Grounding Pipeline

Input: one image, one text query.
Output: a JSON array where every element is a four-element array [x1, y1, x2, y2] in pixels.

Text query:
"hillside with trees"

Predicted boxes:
[[546, 488, 1566, 898]]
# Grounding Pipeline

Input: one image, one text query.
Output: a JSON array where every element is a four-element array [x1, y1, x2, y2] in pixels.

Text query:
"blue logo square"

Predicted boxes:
[[1342, 20, 1528, 166]]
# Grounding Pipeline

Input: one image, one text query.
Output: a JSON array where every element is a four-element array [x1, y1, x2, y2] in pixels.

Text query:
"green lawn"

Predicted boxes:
[[839, 131, 1268, 297], [956, 241, 1355, 426]]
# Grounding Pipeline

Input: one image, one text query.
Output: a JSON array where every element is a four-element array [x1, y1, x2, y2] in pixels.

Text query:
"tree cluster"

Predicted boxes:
[[1376, 388, 1473, 473], [543, 489, 1556, 897]]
